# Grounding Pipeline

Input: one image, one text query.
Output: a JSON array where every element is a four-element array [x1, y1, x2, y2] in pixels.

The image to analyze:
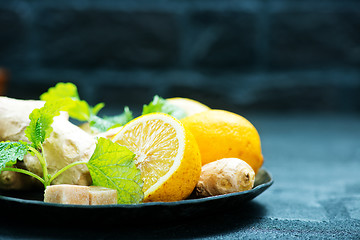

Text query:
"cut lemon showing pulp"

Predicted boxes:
[[112, 113, 201, 202]]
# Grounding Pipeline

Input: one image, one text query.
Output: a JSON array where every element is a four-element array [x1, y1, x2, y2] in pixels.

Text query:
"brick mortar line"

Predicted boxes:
[[254, 0, 269, 71], [9, 69, 360, 86], [267, 1, 360, 13], [2, 1, 360, 12], [0, 0, 261, 12]]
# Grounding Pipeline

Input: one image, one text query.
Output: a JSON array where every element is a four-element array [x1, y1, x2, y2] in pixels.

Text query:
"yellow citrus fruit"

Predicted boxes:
[[112, 113, 201, 202], [181, 110, 263, 174], [167, 97, 210, 117]]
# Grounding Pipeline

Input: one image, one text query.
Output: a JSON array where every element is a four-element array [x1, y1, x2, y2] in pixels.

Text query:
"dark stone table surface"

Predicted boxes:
[[0, 113, 359, 239]]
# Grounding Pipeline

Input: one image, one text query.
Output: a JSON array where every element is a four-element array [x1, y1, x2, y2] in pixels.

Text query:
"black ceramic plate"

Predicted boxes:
[[0, 169, 273, 224]]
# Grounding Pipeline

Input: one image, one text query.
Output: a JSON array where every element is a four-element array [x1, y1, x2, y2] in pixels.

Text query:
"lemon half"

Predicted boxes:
[[112, 113, 201, 202]]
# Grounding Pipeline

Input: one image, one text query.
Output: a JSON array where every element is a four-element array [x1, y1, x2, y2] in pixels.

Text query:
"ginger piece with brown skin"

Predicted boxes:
[[0, 169, 42, 190], [0, 97, 95, 189], [196, 158, 255, 197]]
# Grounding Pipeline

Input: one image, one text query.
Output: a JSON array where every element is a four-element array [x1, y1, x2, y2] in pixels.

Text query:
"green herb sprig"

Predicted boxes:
[[142, 95, 186, 119], [40, 82, 133, 132], [40, 83, 187, 133]]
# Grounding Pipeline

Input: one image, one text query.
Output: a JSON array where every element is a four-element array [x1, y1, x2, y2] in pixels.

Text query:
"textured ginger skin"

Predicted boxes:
[[0, 97, 95, 189], [196, 158, 255, 197]]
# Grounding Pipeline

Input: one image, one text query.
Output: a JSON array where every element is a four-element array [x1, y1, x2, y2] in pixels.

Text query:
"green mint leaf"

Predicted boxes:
[[91, 103, 105, 116], [142, 95, 186, 119], [0, 141, 29, 171], [71, 102, 105, 122], [40, 82, 80, 102], [40, 82, 90, 121], [67, 100, 91, 122], [87, 138, 143, 204], [89, 107, 133, 132], [40, 82, 105, 122], [103, 106, 133, 127], [25, 99, 71, 149], [89, 115, 114, 133]]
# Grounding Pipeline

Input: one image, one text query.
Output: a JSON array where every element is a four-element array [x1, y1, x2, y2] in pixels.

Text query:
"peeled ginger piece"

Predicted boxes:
[[44, 184, 117, 205], [89, 186, 118, 205]]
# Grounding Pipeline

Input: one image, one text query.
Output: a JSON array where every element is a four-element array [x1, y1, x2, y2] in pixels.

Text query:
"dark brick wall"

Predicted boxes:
[[1, 0, 360, 114]]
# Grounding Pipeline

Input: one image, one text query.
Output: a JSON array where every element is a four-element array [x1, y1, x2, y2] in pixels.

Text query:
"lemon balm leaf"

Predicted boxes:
[[142, 95, 186, 119], [89, 106, 133, 132], [40, 82, 80, 101], [40, 82, 91, 121], [89, 115, 113, 133], [39, 82, 126, 131], [25, 99, 71, 149], [91, 102, 105, 116], [67, 100, 91, 122], [87, 138, 143, 204], [40, 82, 105, 122], [103, 106, 133, 127], [0, 141, 28, 170], [69, 101, 105, 122]]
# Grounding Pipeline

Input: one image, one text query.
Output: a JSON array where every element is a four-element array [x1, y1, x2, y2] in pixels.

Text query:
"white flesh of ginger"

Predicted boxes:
[[0, 97, 45, 142], [44, 184, 117, 205]]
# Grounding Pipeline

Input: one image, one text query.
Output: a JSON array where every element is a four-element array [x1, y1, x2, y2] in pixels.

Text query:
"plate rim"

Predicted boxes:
[[0, 168, 273, 209]]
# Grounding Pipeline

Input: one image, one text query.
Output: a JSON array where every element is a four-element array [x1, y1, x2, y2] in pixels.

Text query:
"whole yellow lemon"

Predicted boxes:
[[181, 110, 263, 174]]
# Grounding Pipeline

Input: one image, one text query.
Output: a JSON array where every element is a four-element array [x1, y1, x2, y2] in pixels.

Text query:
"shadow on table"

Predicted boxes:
[[146, 200, 268, 239], [0, 200, 266, 239]]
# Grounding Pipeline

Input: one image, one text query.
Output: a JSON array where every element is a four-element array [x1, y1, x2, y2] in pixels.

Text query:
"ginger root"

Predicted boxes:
[[195, 158, 255, 197], [0, 97, 95, 189]]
